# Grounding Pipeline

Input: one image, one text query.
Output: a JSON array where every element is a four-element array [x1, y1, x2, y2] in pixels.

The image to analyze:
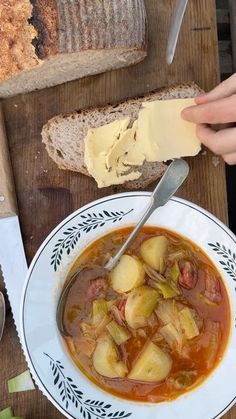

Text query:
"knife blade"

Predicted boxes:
[[0, 103, 28, 336], [166, 0, 189, 65]]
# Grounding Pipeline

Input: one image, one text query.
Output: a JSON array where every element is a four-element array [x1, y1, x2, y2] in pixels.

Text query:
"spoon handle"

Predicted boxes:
[[105, 159, 189, 271]]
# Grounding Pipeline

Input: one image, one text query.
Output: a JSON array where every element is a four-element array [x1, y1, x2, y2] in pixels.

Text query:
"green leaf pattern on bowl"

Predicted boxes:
[[208, 242, 236, 279], [51, 209, 133, 271], [44, 353, 132, 418]]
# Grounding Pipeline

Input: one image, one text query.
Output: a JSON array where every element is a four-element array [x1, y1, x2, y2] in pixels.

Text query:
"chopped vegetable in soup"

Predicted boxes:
[[61, 227, 230, 403]]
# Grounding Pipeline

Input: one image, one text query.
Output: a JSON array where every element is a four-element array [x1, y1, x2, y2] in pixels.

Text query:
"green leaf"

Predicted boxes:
[[8, 370, 35, 394], [0, 407, 13, 419], [0, 409, 23, 419]]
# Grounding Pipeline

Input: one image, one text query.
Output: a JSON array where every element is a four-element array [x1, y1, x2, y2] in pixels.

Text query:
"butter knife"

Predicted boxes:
[[166, 0, 189, 65], [0, 103, 28, 336]]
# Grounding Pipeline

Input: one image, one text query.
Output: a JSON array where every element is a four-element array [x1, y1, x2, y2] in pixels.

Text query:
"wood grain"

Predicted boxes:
[[229, 0, 236, 71], [0, 104, 17, 217], [0, 0, 232, 418]]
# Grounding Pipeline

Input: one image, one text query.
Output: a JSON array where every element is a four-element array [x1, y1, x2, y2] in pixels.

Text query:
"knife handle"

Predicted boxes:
[[0, 103, 17, 217]]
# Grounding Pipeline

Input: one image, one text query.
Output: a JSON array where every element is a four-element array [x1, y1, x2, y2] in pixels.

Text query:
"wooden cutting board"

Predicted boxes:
[[0, 0, 232, 418]]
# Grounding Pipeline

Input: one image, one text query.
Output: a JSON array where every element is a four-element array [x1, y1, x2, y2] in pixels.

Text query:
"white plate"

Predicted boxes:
[[20, 193, 236, 419]]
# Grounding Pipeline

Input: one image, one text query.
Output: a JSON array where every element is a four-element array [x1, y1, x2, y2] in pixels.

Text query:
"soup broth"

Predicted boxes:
[[62, 227, 230, 403]]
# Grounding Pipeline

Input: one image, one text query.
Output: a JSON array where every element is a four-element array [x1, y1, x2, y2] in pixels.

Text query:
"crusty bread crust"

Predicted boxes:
[[42, 82, 203, 189], [30, 0, 58, 59], [0, 0, 147, 89], [45, 82, 203, 129], [30, 0, 147, 58], [0, 0, 40, 82]]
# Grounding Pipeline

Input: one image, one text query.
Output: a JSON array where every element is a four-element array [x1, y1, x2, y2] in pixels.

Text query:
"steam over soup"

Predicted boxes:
[[61, 227, 230, 403]]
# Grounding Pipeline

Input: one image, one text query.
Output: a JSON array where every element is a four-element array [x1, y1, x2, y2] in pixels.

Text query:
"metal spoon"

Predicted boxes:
[[105, 159, 189, 270], [0, 291, 6, 342], [57, 158, 189, 336]]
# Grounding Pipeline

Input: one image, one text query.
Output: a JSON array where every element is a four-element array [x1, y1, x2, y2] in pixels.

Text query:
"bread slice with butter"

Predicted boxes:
[[42, 82, 203, 189]]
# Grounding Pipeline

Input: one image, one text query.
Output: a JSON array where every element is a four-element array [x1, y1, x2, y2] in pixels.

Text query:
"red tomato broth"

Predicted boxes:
[[62, 227, 231, 403]]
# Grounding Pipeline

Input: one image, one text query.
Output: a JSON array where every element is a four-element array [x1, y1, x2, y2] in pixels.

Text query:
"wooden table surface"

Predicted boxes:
[[0, 0, 233, 417]]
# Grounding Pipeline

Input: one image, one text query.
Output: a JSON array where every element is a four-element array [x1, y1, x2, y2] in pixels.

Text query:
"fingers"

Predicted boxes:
[[222, 152, 236, 165], [194, 95, 209, 105], [196, 124, 236, 164], [196, 124, 236, 156], [195, 73, 236, 104], [182, 74, 236, 165], [182, 94, 236, 124]]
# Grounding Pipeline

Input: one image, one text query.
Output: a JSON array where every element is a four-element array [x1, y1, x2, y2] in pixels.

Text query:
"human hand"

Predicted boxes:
[[181, 73, 236, 165]]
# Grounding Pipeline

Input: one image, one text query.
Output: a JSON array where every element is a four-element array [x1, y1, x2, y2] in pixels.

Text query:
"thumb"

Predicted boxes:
[[195, 74, 236, 105]]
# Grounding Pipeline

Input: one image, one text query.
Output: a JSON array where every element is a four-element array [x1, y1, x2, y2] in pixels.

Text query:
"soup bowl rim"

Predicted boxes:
[[20, 192, 236, 419]]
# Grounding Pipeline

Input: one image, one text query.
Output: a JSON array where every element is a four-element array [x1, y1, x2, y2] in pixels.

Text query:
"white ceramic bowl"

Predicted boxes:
[[20, 192, 236, 419]]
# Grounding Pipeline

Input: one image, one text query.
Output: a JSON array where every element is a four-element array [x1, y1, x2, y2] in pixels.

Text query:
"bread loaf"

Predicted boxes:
[[42, 82, 203, 190], [0, 0, 147, 97]]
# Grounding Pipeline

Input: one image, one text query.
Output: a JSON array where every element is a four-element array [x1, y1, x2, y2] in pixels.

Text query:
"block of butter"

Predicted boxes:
[[84, 98, 201, 188], [134, 98, 201, 163], [84, 118, 141, 188]]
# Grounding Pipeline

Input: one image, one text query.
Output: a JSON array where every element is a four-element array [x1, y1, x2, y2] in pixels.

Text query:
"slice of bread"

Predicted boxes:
[[42, 82, 203, 189]]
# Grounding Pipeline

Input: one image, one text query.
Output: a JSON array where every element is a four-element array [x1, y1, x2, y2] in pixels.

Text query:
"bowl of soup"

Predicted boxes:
[[21, 192, 236, 419]]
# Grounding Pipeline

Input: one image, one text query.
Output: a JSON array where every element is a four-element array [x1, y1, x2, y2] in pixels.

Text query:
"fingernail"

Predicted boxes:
[[195, 94, 207, 105]]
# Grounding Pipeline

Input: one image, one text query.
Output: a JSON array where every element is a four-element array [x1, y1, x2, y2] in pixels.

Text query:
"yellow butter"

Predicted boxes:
[[135, 98, 201, 162], [106, 121, 144, 173], [84, 119, 141, 188], [84, 98, 201, 188], [106, 125, 135, 171], [120, 121, 145, 166]]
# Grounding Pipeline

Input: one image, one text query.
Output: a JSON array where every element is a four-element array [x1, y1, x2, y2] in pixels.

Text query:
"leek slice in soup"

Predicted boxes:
[[106, 320, 131, 345], [92, 299, 108, 324], [125, 286, 159, 329]]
